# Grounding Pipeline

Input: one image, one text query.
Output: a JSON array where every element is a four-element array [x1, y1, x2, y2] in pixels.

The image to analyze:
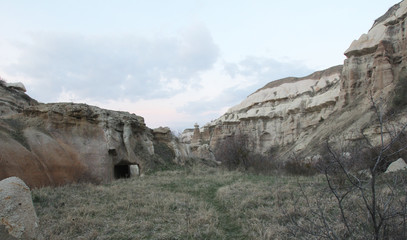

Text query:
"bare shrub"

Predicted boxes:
[[284, 154, 320, 176], [246, 152, 277, 175], [214, 134, 251, 171], [286, 97, 407, 239], [214, 133, 277, 174]]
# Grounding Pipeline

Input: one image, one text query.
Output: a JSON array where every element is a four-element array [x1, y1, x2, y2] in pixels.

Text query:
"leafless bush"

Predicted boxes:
[[247, 152, 278, 175], [284, 153, 320, 176], [214, 133, 277, 174], [214, 134, 250, 170], [287, 97, 407, 239]]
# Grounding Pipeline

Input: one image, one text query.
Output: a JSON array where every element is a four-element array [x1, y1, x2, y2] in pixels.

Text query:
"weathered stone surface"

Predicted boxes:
[[0, 102, 158, 186], [153, 127, 171, 135], [0, 177, 40, 240], [344, 2, 406, 58], [192, 144, 217, 162], [184, 65, 343, 155], [152, 126, 190, 165], [0, 81, 38, 117], [184, 1, 407, 162], [4, 82, 27, 92], [180, 129, 194, 143], [0, 91, 190, 186], [0, 225, 18, 240], [385, 158, 407, 173]]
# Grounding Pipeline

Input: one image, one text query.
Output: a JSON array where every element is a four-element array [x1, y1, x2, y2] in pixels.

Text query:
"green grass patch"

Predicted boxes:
[[31, 164, 406, 239]]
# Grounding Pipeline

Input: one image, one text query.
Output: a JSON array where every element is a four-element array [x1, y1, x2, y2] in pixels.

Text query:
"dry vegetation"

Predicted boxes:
[[31, 162, 407, 240]]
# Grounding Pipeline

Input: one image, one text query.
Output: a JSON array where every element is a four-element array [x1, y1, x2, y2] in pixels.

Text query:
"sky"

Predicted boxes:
[[0, 0, 401, 132]]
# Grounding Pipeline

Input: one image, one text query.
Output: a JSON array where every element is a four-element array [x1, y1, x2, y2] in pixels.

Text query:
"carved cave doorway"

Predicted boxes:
[[114, 163, 140, 179], [114, 165, 130, 179]]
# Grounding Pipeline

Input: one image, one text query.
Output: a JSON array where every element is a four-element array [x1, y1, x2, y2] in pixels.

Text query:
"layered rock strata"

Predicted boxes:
[[186, 1, 407, 160], [0, 82, 184, 187], [0, 80, 37, 117], [188, 65, 343, 154]]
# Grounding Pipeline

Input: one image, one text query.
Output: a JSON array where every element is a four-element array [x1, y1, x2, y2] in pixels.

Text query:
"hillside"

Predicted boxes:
[[0, 80, 189, 187], [30, 164, 406, 239], [186, 1, 407, 162], [1, 1, 407, 187]]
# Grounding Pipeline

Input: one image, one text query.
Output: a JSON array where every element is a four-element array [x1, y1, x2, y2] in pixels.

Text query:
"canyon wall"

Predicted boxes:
[[0, 81, 186, 187], [186, 1, 407, 161], [2, 1, 407, 186]]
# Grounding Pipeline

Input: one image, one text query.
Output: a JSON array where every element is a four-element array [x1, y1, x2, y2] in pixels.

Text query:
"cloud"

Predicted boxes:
[[224, 56, 312, 83], [1, 27, 314, 131], [6, 24, 219, 102], [178, 57, 313, 120]]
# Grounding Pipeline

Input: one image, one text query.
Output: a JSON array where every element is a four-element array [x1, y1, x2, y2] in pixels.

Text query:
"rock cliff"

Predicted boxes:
[[0, 81, 184, 187], [0, 79, 37, 117], [186, 1, 407, 161], [2, 1, 407, 185]]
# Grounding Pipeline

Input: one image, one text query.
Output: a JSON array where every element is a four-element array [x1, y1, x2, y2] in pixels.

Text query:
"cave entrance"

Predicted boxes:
[[114, 165, 130, 179], [114, 163, 140, 179]]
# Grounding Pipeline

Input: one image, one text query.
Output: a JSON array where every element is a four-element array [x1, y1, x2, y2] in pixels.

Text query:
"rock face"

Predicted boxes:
[[0, 81, 37, 117], [0, 81, 186, 187], [186, 1, 407, 161], [152, 127, 190, 165], [0, 177, 40, 240], [188, 65, 343, 155], [341, 1, 407, 107], [4, 82, 27, 93]]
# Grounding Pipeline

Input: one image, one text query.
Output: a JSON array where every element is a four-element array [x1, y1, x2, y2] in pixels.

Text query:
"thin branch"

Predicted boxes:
[[324, 170, 353, 237]]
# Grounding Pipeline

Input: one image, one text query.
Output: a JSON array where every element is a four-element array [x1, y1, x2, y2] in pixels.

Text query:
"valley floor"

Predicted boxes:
[[32, 164, 406, 239]]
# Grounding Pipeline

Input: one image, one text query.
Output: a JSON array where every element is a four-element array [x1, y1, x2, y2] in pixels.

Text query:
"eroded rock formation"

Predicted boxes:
[[0, 79, 37, 117], [0, 81, 184, 187], [186, 1, 407, 161]]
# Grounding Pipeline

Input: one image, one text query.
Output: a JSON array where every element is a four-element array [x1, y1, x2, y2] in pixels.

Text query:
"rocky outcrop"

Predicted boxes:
[[0, 177, 40, 240], [0, 82, 188, 187], [187, 65, 343, 154], [152, 126, 190, 165], [341, 1, 407, 107], [4, 82, 26, 93], [0, 81, 37, 117], [186, 1, 407, 161]]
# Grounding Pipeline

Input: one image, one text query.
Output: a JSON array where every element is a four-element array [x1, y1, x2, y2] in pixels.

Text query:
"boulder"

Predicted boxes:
[[0, 177, 40, 240], [385, 158, 407, 173]]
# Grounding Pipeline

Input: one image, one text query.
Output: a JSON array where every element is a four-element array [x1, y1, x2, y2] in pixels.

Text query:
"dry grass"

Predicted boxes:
[[31, 164, 407, 239]]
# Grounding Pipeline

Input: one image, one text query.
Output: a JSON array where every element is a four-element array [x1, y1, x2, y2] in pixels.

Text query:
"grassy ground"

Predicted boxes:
[[31, 164, 406, 239]]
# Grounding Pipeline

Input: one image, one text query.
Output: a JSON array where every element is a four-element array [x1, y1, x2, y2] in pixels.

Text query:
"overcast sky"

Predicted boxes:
[[0, 0, 400, 132]]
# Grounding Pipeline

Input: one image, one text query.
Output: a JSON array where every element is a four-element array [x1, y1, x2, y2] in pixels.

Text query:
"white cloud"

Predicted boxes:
[[1, 25, 313, 131], [3, 24, 219, 102]]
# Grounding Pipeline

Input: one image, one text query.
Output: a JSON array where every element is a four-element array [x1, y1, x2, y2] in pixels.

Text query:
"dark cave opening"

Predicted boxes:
[[114, 165, 130, 179]]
